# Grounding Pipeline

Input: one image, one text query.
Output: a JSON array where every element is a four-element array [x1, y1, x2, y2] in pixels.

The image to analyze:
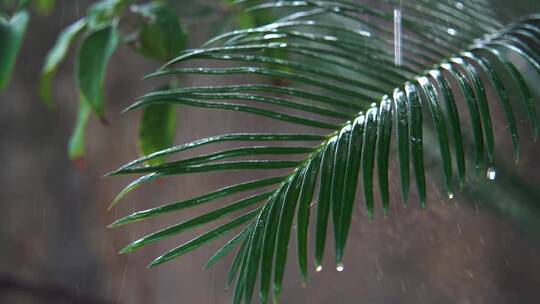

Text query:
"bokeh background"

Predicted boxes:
[[1, 0, 540, 303]]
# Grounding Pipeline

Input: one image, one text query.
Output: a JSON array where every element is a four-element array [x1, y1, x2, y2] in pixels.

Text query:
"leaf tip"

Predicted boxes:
[[107, 196, 122, 210], [367, 211, 374, 221], [122, 102, 141, 113], [99, 116, 109, 125], [104, 168, 122, 177], [142, 72, 160, 80], [119, 246, 133, 255], [108, 219, 123, 228], [148, 258, 163, 268]]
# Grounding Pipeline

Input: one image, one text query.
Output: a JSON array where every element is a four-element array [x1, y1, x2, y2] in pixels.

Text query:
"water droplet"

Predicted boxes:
[[336, 263, 344, 272], [486, 167, 496, 181], [455, 2, 464, 9], [263, 34, 285, 40], [323, 35, 337, 41], [447, 28, 457, 36], [448, 193, 454, 199], [356, 30, 372, 37], [315, 265, 323, 272], [358, 115, 366, 124]]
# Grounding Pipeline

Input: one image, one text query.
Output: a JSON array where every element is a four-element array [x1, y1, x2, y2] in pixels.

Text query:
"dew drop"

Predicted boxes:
[[263, 34, 285, 40], [357, 30, 372, 37], [455, 2, 464, 9], [486, 167, 496, 181], [323, 35, 338, 41], [315, 265, 323, 272], [447, 28, 457, 36], [448, 192, 454, 199], [336, 263, 344, 272]]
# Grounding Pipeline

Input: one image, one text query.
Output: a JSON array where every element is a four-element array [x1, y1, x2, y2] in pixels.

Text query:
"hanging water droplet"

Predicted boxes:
[[315, 265, 323, 272], [447, 28, 457, 36], [336, 263, 344, 272], [455, 2, 464, 9], [486, 167, 496, 181], [448, 192, 454, 199], [359, 114, 366, 124]]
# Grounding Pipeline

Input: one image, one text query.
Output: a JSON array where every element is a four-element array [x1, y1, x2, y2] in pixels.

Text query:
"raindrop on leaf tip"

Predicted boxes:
[[486, 167, 496, 181]]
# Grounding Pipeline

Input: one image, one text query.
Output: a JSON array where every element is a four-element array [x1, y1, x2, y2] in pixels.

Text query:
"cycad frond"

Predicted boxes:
[[110, 1, 540, 303]]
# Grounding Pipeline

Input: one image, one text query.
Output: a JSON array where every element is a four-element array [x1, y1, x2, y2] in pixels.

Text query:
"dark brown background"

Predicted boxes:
[[1, 1, 540, 303]]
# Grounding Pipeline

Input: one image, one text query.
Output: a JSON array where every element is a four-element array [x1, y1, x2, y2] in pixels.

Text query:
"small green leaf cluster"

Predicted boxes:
[[36, 0, 186, 161], [0, 0, 29, 90]]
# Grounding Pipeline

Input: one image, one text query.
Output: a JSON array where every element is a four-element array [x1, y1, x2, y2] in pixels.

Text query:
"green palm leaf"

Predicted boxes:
[[110, 1, 540, 303]]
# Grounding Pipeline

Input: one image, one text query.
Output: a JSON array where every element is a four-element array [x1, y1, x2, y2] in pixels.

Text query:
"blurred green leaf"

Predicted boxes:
[[139, 100, 176, 165], [130, 2, 186, 61], [75, 24, 119, 117], [68, 99, 91, 161], [222, 0, 256, 29], [39, 18, 86, 108], [0, 9, 28, 91], [32, 0, 55, 15], [15, 0, 30, 11], [166, 0, 214, 18], [86, 0, 128, 30]]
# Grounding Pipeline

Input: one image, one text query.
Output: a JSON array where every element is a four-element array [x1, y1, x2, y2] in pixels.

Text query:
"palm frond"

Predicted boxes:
[[110, 1, 540, 303]]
